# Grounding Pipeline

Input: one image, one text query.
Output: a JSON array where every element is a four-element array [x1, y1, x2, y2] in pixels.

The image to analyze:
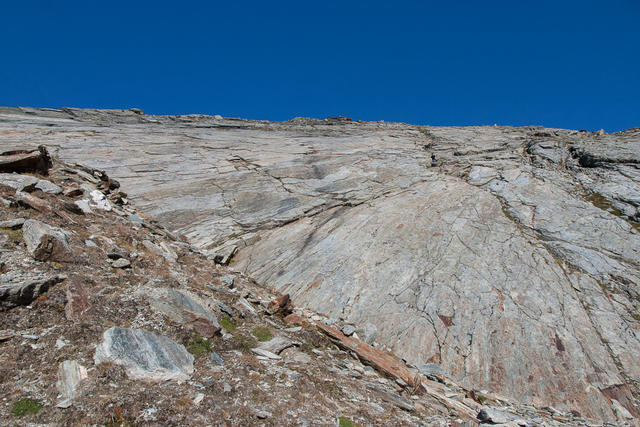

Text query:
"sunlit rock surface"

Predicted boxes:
[[1, 107, 639, 420]]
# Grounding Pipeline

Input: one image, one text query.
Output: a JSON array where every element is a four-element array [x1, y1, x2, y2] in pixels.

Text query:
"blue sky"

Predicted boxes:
[[1, 1, 638, 131]]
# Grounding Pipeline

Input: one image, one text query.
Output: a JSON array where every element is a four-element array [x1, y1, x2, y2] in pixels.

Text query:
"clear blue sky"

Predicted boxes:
[[1, 1, 638, 131]]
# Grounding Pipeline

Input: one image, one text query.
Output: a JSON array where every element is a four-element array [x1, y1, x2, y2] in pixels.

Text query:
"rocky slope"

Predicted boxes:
[[0, 107, 638, 424], [0, 148, 589, 427]]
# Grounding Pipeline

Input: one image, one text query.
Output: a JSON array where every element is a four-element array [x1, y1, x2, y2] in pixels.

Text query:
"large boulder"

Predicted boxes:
[[22, 219, 73, 262], [145, 287, 221, 338], [94, 327, 194, 382], [0, 274, 66, 310], [0, 146, 51, 175]]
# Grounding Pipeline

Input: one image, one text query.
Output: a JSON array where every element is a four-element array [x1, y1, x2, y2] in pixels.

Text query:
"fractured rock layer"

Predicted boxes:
[[0, 107, 638, 420]]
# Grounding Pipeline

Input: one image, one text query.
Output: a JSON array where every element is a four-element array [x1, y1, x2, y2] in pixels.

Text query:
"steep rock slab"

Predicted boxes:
[[233, 176, 634, 419], [94, 327, 194, 382]]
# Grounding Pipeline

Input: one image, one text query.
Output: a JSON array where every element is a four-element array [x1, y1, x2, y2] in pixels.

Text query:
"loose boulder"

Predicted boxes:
[[0, 275, 66, 309], [56, 360, 88, 408], [22, 219, 73, 262], [0, 173, 38, 192], [146, 288, 221, 338], [94, 327, 194, 382], [0, 146, 52, 175]]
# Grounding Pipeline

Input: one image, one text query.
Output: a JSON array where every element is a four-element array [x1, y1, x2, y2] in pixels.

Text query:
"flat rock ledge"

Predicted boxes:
[[94, 327, 194, 383]]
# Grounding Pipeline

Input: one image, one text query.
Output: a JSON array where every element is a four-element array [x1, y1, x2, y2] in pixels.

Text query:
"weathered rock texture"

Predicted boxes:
[[94, 327, 194, 382], [1, 107, 638, 420]]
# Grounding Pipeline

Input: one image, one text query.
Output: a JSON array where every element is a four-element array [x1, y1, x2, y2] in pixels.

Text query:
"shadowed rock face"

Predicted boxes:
[[1, 107, 639, 420]]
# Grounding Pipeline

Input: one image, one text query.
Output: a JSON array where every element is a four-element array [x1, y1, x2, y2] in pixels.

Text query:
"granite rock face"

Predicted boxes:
[[0, 107, 639, 420]]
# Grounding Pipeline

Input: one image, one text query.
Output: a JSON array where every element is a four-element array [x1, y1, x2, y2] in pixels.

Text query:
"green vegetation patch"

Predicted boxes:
[[584, 192, 640, 232], [11, 398, 42, 416], [585, 193, 623, 217], [234, 334, 257, 352], [186, 333, 212, 357], [0, 228, 22, 244], [338, 416, 356, 427], [220, 316, 237, 331], [251, 326, 272, 342]]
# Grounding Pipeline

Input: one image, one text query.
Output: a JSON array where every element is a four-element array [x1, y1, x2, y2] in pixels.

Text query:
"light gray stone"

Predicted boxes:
[[56, 360, 88, 407], [258, 336, 298, 355], [94, 327, 194, 382], [341, 325, 356, 336], [251, 348, 281, 360], [477, 407, 518, 424], [209, 352, 224, 365], [219, 274, 235, 288], [0, 218, 25, 229], [90, 189, 112, 211], [145, 287, 220, 337], [35, 179, 62, 194], [22, 219, 73, 262], [0, 173, 38, 192], [74, 199, 92, 214], [111, 258, 131, 268], [355, 323, 378, 345]]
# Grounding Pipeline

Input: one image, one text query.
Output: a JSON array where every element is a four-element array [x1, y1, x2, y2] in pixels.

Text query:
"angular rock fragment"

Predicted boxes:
[[15, 191, 53, 213], [355, 322, 378, 345], [34, 179, 62, 194], [22, 219, 73, 262], [0, 275, 66, 309], [209, 352, 224, 365], [63, 187, 83, 197], [74, 199, 92, 214], [251, 348, 281, 360], [56, 360, 88, 408], [94, 327, 194, 382], [267, 293, 292, 315], [0, 330, 14, 341], [476, 407, 518, 424], [62, 201, 85, 215], [111, 258, 131, 269], [236, 297, 258, 317], [341, 325, 356, 336], [219, 274, 235, 288], [142, 239, 177, 263], [65, 277, 90, 321], [0, 173, 38, 192], [210, 245, 236, 265], [0, 218, 25, 229], [0, 146, 51, 174], [367, 384, 415, 411], [90, 189, 112, 211], [258, 336, 298, 355], [146, 288, 221, 338]]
